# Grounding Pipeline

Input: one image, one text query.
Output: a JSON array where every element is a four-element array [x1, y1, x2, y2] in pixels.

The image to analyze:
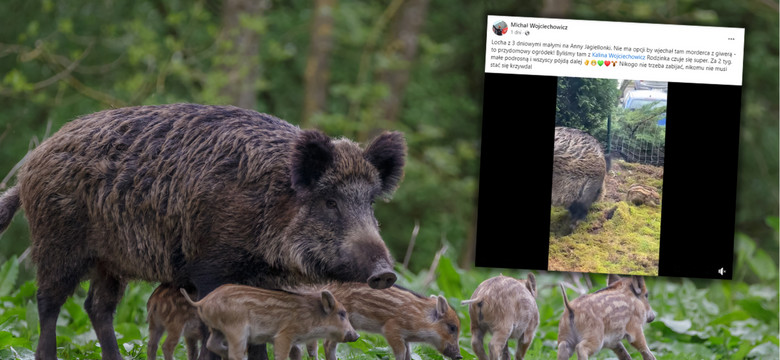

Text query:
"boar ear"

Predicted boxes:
[[607, 274, 622, 286], [291, 130, 335, 192], [364, 131, 406, 197], [526, 273, 537, 298], [630, 276, 644, 296], [434, 295, 449, 319], [320, 290, 337, 314]]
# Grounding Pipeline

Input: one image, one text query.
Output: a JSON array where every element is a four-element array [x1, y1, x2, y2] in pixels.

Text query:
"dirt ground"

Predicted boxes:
[[603, 159, 664, 204]]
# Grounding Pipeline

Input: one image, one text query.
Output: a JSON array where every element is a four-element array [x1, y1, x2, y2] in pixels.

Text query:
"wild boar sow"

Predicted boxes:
[[0, 103, 405, 360], [552, 127, 607, 223]]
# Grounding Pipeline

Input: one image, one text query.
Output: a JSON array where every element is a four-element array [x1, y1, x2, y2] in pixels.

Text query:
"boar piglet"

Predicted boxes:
[[317, 282, 462, 360], [557, 274, 656, 360], [462, 274, 538, 360], [147, 284, 207, 360], [180, 285, 358, 360]]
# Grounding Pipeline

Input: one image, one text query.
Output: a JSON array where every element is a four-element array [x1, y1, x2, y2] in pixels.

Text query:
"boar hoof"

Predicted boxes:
[[368, 271, 396, 289]]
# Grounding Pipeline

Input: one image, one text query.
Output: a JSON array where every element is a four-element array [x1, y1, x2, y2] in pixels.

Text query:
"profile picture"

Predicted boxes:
[[492, 20, 508, 36]]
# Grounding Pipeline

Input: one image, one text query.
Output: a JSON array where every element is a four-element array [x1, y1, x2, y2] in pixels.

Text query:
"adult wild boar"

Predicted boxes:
[[551, 127, 608, 224], [0, 103, 404, 360]]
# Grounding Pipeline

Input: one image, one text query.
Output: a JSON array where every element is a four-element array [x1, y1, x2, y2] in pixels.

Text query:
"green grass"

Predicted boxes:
[[549, 160, 663, 276], [0, 233, 778, 359], [549, 202, 661, 276]]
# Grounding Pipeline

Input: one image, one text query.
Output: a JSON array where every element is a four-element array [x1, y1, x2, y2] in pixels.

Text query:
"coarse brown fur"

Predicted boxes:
[[315, 283, 462, 360], [0, 103, 406, 360], [552, 127, 607, 223], [557, 275, 656, 360], [181, 284, 359, 360], [462, 274, 538, 360], [147, 284, 206, 360]]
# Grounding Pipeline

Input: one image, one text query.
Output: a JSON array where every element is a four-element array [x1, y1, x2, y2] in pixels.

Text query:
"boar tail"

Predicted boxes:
[[560, 283, 579, 341], [179, 288, 198, 307], [559, 284, 573, 314], [460, 297, 481, 306], [0, 187, 20, 234]]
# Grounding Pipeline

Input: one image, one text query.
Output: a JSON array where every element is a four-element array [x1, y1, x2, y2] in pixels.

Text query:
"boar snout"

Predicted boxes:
[[368, 270, 396, 289], [443, 343, 462, 360], [344, 330, 360, 342], [647, 310, 656, 323]]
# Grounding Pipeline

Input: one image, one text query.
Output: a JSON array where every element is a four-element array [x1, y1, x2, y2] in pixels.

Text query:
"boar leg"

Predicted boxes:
[[556, 342, 574, 360], [197, 323, 212, 360], [574, 338, 602, 359], [289, 345, 302, 360], [306, 340, 318, 360], [323, 339, 338, 360], [470, 325, 488, 360], [84, 269, 128, 360], [487, 328, 510, 360], [147, 319, 165, 360], [185, 336, 200, 360], [35, 286, 71, 360], [516, 331, 534, 360], [161, 322, 184, 360], [629, 337, 655, 360], [626, 320, 655, 360], [608, 342, 633, 360], [248, 344, 269, 360], [383, 321, 409, 360], [205, 329, 229, 359], [223, 329, 248, 360], [34, 246, 90, 359], [273, 336, 294, 360]]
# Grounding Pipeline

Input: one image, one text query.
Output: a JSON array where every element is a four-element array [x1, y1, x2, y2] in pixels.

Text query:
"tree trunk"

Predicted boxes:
[[376, 0, 430, 125], [459, 207, 479, 270], [302, 0, 337, 127], [217, 0, 268, 110]]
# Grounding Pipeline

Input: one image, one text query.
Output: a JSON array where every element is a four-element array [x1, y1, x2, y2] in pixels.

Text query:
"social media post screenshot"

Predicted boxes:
[[476, 16, 744, 280]]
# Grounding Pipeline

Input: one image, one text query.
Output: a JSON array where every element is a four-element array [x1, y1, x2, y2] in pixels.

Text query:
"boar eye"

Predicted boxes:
[[326, 199, 338, 209], [338, 310, 347, 319], [447, 323, 457, 334]]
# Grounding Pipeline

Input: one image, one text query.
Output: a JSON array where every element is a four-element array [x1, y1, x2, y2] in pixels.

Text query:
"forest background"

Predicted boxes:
[[0, 0, 777, 359]]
